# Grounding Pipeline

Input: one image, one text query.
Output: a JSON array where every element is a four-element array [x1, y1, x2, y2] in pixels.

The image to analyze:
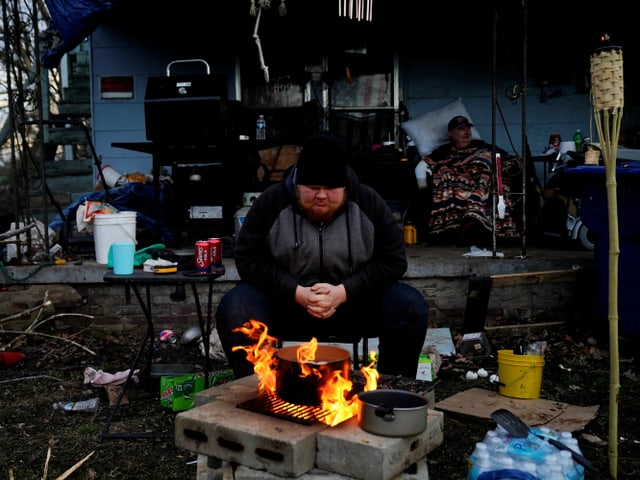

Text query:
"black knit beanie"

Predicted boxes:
[[296, 132, 348, 188]]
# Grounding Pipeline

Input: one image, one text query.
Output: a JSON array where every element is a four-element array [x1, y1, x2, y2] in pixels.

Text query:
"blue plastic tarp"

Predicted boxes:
[[40, 0, 120, 68], [49, 183, 174, 244]]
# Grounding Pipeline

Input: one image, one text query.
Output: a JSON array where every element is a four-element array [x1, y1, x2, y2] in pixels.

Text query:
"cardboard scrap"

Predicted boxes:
[[424, 328, 456, 356], [105, 385, 128, 406], [434, 387, 599, 433]]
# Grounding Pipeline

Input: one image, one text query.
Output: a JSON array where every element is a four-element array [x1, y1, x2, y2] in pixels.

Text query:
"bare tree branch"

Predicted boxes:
[[1, 329, 96, 355], [54, 450, 95, 480], [0, 294, 52, 324]]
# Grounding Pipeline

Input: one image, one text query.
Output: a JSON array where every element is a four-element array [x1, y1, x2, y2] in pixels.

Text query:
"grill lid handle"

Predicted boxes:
[[166, 59, 211, 77]]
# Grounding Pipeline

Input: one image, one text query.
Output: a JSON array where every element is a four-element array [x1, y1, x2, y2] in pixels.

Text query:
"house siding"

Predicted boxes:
[[89, 23, 638, 186]]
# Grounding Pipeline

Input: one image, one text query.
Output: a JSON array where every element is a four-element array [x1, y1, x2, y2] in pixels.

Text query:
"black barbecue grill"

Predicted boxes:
[[144, 59, 229, 145], [139, 59, 252, 243]]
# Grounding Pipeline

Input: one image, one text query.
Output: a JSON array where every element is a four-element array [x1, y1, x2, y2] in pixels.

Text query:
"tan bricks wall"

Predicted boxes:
[[57, 277, 577, 337]]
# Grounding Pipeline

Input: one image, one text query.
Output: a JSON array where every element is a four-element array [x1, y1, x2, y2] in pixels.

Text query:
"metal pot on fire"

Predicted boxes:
[[275, 344, 351, 407], [357, 389, 429, 437]]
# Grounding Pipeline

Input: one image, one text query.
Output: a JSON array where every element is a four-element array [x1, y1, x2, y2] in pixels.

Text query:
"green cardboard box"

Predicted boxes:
[[160, 369, 234, 411], [416, 354, 434, 382]]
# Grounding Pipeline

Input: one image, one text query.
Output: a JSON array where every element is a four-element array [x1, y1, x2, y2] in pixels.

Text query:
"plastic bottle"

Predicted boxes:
[[483, 428, 508, 452], [557, 450, 580, 480], [403, 222, 417, 245], [256, 114, 266, 141], [485, 435, 504, 452], [493, 453, 515, 470], [467, 449, 492, 479], [573, 129, 583, 153], [559, 430, 577, 443], [484, 428, 506, 442], [414, 160, 430, 190], [475, 442, 490, 454], [519, 461, 538, 477], [557, 433, 585, 480], [559, 432, 581, 452], [52, 397, 100, 413]]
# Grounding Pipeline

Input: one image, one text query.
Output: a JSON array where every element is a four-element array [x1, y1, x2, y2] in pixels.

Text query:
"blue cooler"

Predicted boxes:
[[564, 162, 640, 338]]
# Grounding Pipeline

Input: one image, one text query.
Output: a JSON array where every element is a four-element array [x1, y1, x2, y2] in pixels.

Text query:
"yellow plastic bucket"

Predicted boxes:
[[497, 349, 545, 399]]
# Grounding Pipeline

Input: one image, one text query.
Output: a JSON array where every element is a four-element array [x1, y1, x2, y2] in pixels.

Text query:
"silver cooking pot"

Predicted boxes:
[[357, 389, 428, 437]]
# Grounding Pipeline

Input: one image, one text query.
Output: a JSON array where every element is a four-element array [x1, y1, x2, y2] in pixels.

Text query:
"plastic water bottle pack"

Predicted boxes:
[[467, 425, 585, 480]]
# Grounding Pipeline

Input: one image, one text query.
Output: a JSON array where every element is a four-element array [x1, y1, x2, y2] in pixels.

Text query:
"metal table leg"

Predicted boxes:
[[190, 279, 213, 388], [99, 282, 170, 440]]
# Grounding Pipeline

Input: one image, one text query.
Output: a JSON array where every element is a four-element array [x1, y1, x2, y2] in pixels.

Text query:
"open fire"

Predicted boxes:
[[232, 320, 379, 426], [175, 323, 440, 478]]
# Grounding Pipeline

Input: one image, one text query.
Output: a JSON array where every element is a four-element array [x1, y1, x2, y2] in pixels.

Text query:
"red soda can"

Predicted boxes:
[[194, 240, 211, 272], [159, 329, 177, 343], [208, 238, 222, 269]]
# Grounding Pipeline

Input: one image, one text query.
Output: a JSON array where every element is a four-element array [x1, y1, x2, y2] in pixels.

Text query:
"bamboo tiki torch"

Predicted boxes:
[[590, 36, 623, 480]]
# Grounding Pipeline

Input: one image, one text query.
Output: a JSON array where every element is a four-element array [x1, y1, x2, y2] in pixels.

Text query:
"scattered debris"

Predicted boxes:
[[0, 351, 24, 367], [52, 397, 100, 413], [83, 366, 140, 386]]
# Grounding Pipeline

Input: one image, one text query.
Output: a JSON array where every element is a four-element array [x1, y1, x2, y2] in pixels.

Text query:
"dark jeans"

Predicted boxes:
[[215, 281, 429, 379]]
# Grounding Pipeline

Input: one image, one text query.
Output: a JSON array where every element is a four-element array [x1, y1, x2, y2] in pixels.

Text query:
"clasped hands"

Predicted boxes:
[[296, 283, 347, 319]]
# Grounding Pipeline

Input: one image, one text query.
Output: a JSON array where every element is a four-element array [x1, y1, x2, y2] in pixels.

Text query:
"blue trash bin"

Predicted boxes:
[[564, 162, 640, 338]]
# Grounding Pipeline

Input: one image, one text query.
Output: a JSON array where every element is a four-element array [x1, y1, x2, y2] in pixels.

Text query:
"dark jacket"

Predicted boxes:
[[234, 164, 407, 303]]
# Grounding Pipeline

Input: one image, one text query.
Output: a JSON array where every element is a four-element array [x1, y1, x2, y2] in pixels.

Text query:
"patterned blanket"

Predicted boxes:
[[423, 144, 519, 241]]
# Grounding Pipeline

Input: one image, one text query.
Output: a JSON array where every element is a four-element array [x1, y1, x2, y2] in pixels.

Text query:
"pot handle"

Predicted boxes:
[[374, 404, 396, 422]]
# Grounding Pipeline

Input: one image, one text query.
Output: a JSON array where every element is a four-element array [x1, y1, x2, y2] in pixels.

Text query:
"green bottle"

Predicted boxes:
[[573, 129, 583, 153]]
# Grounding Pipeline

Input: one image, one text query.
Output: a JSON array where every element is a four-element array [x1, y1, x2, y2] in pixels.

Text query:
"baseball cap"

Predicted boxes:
[[447, 116, 474, 130]]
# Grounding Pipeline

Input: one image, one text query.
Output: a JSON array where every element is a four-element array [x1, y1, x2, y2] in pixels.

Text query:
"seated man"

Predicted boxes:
[[215, 132, 429, 379], [415, 115, 519, 246]]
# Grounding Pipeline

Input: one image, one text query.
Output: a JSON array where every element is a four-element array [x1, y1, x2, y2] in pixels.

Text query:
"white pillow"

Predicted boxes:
[[401, 97, 482, 156]]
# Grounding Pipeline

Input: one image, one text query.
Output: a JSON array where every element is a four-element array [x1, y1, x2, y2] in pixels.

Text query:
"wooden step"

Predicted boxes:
[[45, 127, 91, 145], [44, 158, 93, 176]]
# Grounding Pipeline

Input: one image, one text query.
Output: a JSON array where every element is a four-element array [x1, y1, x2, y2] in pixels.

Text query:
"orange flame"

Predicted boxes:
[[296, 338, 323, 381], [231, 319, 280, 396], [234, 320, 379, 426]]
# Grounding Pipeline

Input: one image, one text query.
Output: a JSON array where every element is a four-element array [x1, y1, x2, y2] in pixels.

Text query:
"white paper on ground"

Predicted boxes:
[[424, 327, 456, 356], [463, 246, 504, 257]]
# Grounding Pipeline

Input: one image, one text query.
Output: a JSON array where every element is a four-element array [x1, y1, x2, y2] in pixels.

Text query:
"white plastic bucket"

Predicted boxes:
[[98, 165, 127, 188], [93, 211, 137, 264]]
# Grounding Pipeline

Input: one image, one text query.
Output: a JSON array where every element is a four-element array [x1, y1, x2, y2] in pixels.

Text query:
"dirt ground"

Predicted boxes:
[[1, 320, 640, 480]]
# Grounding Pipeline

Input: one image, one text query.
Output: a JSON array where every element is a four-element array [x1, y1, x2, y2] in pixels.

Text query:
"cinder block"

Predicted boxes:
[[315, 410, 443, 480], [181, 376, 442, 480], [193, 373, 259, 407], [197, 455, 430, 479], [196, 454, 233, 480], [176, 398, 326, 477]]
